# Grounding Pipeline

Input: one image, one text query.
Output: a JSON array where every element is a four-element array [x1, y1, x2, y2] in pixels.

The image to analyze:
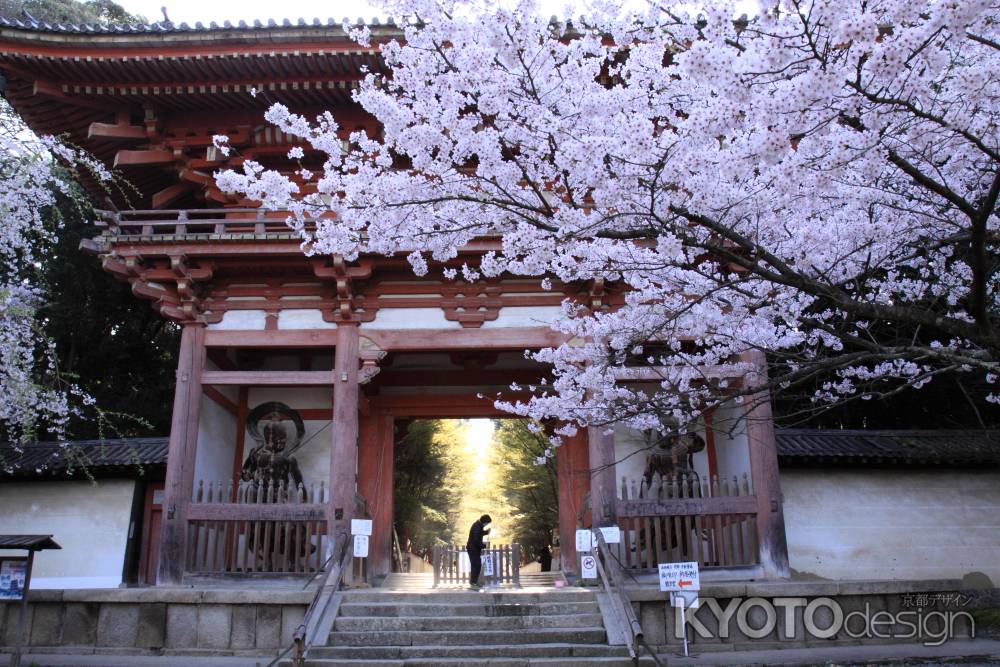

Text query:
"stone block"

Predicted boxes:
[[29, 602, 63, 646], [280, 605, 305, 647], [2, 602, 31, 647], [255, 605, 281, 649], [96, 603, 140, 647], [638, 601, 666, 646], [196, 604, 231, 649], [136, 602, 167, 648], [230, 605, 256, 649], [165, 604, 198, 649], [62, 602, 100, 646]]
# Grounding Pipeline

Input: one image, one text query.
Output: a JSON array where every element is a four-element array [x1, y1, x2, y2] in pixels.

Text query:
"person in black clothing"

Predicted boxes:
[[539, 544, 553, 572], [466, 514, 492, 587]]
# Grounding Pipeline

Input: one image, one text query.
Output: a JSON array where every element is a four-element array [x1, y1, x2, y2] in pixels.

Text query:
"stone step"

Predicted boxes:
[[334, 614, 605, 632], [308, 642, 629, 660], [342, 590, 595, 605], [293, 658, 653, 667], [340, 601, 599, 617], [327, 628, 608, 647]]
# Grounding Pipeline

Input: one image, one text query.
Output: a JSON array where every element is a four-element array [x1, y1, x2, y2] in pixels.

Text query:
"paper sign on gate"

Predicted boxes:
[[575, 529, 593, 552], [598, 526, 621, 544], [459, 551, 471, 572], [658, 561, 700, 592], [353, 534, 370, 558], [481, 553, 495, 577], [351, 519, 373, 536], [580, 554, 598, 579]]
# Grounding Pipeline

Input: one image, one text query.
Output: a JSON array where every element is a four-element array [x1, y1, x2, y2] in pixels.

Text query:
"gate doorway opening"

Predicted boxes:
[[390, 419, 560, 579]]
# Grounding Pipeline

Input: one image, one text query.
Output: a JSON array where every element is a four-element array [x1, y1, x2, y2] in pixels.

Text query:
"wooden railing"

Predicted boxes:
[[95, 207, 315, 237], [432, 543, 521, 587], [611, 473, 759, 570], [186, 479, 329, 575]]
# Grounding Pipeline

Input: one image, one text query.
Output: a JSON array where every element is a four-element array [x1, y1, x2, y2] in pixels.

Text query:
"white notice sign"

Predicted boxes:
[[351, 519, 373, 536], [581, 554, 598, 579], [481, 553, 495, 577], [353, 534, 369, 558], [658, 561, 700, 592], [575, 529, 593, 552], [598, 526, 621, 544]]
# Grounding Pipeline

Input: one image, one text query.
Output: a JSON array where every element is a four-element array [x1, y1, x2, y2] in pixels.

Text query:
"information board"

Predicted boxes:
[[353, 534, 370, 558], [351, 519, 373, 536], [0, 559, 27, 601], [657, 561, 700, 592], [581, 554, 598, 579]]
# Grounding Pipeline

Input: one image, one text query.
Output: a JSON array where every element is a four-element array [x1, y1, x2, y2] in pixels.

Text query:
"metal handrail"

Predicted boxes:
[[593, 530, 667, 667], [392, 526, 406, 573]]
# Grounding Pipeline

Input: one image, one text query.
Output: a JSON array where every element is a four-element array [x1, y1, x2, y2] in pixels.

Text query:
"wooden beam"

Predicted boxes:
[[369, 392, 531, 417], [187, 503, 326, 521], [361, 327, 568, 352], [114, 149, 176, 168], [205, 330, 338, 349], [201, 370, 336, 386], [151, 183, 194, 209], [376, 368, 546, 387], [31, 79, 116, 110], [202, 385, 237, 415], [331, 324, 361, 560], [619, 496, 757, 517], [87, 121, 147, 140]]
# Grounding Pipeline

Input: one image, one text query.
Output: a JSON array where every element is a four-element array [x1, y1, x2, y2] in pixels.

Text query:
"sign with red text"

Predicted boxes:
[[658, 561, 700, 592]]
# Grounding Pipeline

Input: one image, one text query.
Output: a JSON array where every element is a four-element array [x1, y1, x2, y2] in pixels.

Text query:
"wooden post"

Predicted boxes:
[[556, 429, 590, 574], [358, 410, 394, 579], [330, 323, 360, 565], [158, 322, 206, 584], [740, 350, 790, 578], [587, 425, 617, 526], [11, 551, 34, 667]]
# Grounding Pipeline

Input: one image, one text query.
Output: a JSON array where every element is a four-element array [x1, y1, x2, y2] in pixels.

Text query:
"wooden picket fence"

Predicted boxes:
[[432, 544, 521, 587], [186, 479, 329, 575], [612, 473, 759, 570]]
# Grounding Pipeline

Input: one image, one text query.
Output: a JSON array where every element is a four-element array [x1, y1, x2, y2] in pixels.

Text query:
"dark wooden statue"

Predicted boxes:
[[241, 401, 306, 498]]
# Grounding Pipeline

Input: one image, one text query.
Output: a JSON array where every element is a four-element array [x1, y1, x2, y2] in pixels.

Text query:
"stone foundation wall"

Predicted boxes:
[[630, 579, 987, 651], [0, 588, 311, 657]]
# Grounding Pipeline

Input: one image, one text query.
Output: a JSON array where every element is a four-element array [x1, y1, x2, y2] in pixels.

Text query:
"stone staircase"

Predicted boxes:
[[294, 585, 639, 666]]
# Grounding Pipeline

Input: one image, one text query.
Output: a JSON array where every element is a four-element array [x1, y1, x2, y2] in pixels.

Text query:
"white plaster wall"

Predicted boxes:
[[194, 395, 237, 490], [246, 387, 332, 493], [208, 310, 268, 330], [710, 401, 752, 482], [0, 480, 136, 589], [481, 306, 562, 328], [278, 309, 338, 330], [782, 468, 1000, 582], [364, 307, 461, 329]]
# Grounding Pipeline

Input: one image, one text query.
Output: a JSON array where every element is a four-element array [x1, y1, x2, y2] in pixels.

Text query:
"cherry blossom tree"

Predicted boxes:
[[0, 100, 109, 448], [218, 0, 1000, 438]]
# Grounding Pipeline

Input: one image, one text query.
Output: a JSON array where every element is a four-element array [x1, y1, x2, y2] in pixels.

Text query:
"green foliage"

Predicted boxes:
[[0, 0, 144, 24], [36, 180, 178, 439], [393, 420, 459, 557], [491, 420, 559, 562]]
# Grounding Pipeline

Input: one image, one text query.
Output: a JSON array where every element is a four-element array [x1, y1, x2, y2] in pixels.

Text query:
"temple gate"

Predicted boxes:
[[0, 16, 789, 585]]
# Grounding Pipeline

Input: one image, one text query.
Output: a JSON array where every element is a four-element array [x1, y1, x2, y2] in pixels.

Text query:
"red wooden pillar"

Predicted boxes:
[[158, 322, 206, 584], [587, 425, 617, 526], [740, 350, 790, 578], [330, 323, 361, 553], [556, 429, 590, 574], [358, 409, 394, 578]]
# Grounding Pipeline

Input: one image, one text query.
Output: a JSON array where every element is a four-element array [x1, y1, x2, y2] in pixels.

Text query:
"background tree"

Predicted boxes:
[[1, 0, 171, 450], [219, 0, 1000, 447], [491, 420, 559, 562], [393, 419, 458, 557]]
